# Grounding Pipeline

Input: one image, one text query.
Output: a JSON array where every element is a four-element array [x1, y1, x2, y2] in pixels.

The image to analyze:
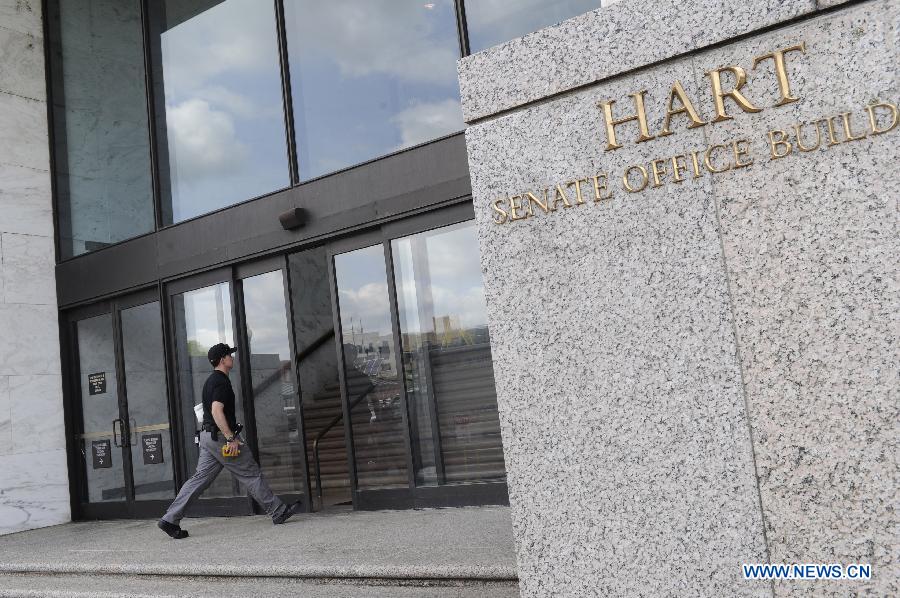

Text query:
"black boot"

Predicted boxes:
[[273, 501, 303, 525], [157, 519, 189, 539]]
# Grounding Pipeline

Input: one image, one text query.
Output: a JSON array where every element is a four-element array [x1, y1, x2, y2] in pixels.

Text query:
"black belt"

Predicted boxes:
[[200, 422, 242, 441]]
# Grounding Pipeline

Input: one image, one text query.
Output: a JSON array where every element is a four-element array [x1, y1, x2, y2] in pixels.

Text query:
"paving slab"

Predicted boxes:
[[0, 507, 517, 581]]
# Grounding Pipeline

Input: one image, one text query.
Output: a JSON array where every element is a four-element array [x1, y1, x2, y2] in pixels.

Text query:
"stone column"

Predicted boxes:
[[0, 0, 70, 535], [459, 0, 897, 595]]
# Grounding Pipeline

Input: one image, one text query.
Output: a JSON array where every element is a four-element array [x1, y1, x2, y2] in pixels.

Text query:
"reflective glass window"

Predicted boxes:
[[76, 314, 124, 502], [49, 0, 155, 258], [288, 248, 349, 508], [392, 221, 505, 485], [171, 282, 245, 498], [334, 245, 409, 490], [242, 270, 306, 496], [284, 0, 463, 181], [465, 0, 600, 53], [121, 301, 175, 500], [148, 0, 289, 223]]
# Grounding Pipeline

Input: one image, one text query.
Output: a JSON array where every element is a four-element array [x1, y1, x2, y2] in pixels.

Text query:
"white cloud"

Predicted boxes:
[[161, 0, 277, 94], [390, 98, 463, 148], [338, 282, 392, 334], [167, 99, 248, 180], [288, 0, 460, 86]]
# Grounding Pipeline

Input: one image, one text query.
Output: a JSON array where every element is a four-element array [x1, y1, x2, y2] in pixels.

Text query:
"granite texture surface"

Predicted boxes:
[[0, 0, 69, 536], [692, 2, 899, 595], [458, 0, 818, 122], [461, 0, 897, 595], [466, 51, 768, 597]]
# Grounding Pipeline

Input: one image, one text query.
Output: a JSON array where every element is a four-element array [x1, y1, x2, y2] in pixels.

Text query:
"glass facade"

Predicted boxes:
[[465, 0, 602, 53], [48, 1, 588, 257], [284, 0, 463, 180], [49, 0, 155, 259], [51, 0, 595, 517]]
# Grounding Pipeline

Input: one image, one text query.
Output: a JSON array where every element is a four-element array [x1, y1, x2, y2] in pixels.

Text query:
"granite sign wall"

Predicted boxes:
[[460, 0, 897, 596]]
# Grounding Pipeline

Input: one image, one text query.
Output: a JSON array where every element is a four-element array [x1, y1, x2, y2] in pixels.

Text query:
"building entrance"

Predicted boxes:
[[65, 206, 509, 520], [66, 291, 175, 519]]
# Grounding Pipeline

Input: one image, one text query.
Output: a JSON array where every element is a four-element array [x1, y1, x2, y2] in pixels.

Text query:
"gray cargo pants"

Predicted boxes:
[[161, 431, 286, 525]]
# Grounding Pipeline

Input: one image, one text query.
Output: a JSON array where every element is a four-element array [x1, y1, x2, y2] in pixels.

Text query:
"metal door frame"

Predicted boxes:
[[65, 288, 176, 520]]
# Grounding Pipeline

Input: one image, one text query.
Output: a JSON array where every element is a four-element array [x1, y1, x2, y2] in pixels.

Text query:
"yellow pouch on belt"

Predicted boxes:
[[221, 443, 240, 458]]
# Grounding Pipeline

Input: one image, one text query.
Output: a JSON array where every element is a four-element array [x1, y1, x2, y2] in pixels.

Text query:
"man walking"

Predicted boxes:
[[158, 343, 300, 539]]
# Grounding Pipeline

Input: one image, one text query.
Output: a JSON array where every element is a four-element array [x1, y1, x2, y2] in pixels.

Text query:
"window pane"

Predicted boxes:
[[148, 0, 289, 223], [334, 245, 408, 490], [121, 301, 175, 500], [76, 314, 124, 502], [243, 271, 306, 496], [50, 0, 154, 258], [288, 247, 348, 507], [465, 0, 600, 53], [284, 0, 463, 181], [392, 221, 506, 485], [171, 282, 245, 498]]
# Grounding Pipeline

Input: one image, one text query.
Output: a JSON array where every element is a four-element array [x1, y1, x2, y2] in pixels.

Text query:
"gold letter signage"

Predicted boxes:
[[490, 41, 898, 225]]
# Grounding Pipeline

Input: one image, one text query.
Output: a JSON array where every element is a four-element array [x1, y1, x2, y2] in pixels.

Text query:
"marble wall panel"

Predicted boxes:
[[0, 25, 44, 101], [464, 51, 768, 597], [9, 374, 65, 454], [0, 448, 71, 536], [0, 303, 60, 376], [0, 376, 10, 456], [458, 0, 817, 122], [0, 0, 69, 537], [0, 232, 55, 305], [0, 91, 49, 171], [688, 2, 899, 595], [0, 0, 42, 37], [0, 163, 53, 237]]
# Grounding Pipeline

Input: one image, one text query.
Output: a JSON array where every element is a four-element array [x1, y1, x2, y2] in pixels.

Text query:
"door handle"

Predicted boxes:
[[113, 419, 123, 447]]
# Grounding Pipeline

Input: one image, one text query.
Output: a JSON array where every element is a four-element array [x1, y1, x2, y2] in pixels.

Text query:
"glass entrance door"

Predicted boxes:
[[238, 264, 310, 510], [70, 292, 175, 519], [169, 275, 251, 514]]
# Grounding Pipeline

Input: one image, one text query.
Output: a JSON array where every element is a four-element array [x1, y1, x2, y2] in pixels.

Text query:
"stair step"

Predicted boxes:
[[0, 572, 520, 598]]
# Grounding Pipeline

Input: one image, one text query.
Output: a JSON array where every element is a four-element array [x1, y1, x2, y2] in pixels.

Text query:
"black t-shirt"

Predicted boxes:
[[201, 370, 236, 431]]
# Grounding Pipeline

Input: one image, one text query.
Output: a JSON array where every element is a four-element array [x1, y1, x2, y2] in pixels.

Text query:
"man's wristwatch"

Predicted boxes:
[[225, 434, 235, 442]]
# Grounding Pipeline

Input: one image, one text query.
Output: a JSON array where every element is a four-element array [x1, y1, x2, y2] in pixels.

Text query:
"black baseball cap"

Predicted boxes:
[[208, 343, 237, 366]]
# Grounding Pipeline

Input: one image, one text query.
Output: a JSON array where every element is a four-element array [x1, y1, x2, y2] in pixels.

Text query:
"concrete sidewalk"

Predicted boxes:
[[0, 506, 519, 597]]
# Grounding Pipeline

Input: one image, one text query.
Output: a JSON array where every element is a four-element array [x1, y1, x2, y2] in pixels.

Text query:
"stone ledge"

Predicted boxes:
[[457, 0, 851, 122], [0, 562, 519, 582]]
